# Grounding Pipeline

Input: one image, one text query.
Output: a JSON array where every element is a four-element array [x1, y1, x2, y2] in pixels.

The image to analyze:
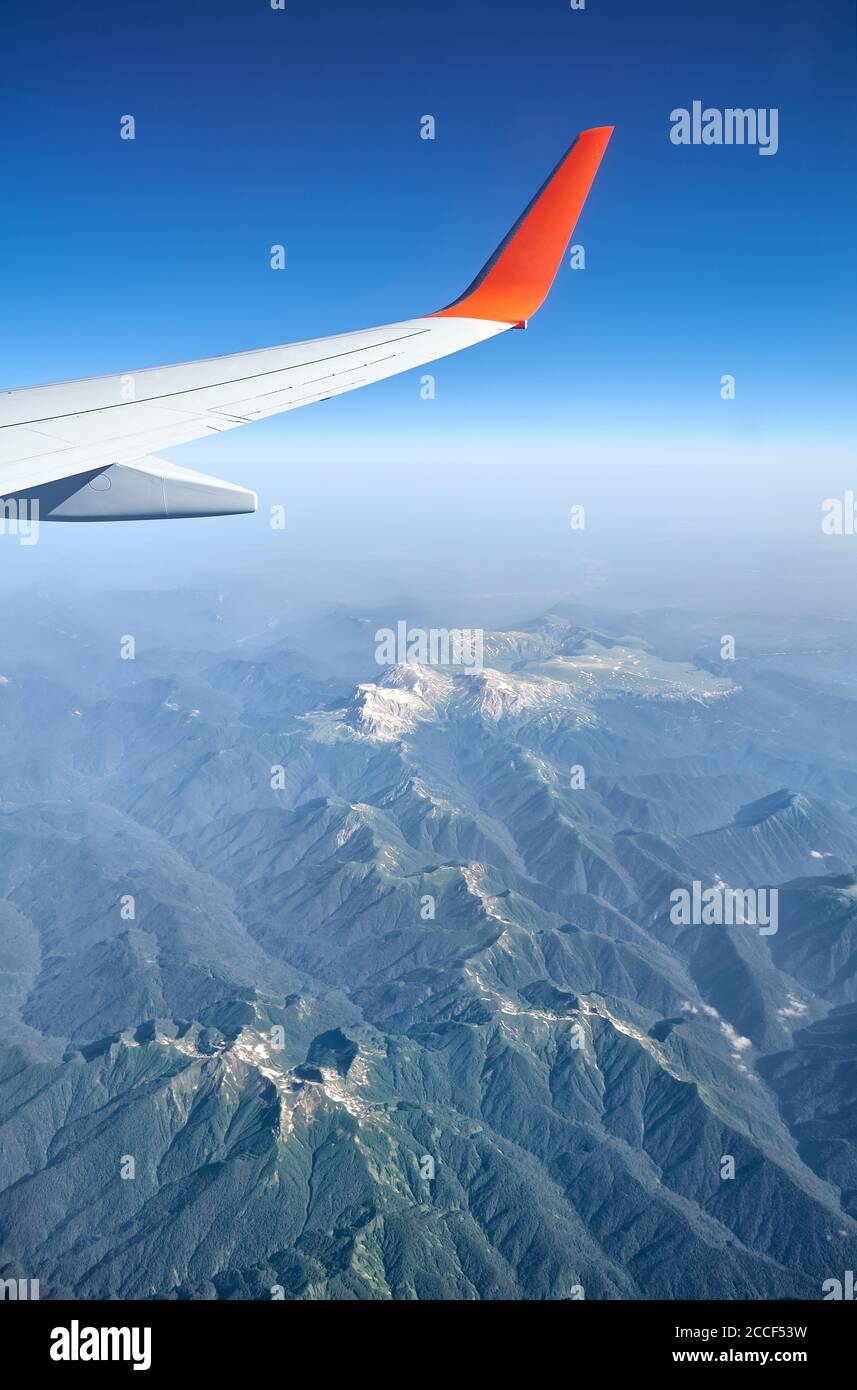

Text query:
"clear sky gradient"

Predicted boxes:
[[1, 0, 855, 614]]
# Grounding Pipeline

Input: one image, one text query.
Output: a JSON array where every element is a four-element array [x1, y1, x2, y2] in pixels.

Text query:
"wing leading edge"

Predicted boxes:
[[0, 126, 612, 521]]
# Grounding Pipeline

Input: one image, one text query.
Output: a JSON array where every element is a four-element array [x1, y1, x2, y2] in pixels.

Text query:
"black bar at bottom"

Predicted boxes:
[[5, 1296, 852, 1375]]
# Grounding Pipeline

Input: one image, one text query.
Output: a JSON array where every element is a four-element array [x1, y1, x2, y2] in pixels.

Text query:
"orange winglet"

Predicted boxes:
[[430, 126, 613, 325]]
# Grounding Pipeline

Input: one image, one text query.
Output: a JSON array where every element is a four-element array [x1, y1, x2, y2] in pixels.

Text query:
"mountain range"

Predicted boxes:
[[1, 591, 855, 1299]]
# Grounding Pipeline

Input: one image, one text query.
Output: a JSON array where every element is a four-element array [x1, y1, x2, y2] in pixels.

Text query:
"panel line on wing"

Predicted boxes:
[[0, 329, 432, 432]]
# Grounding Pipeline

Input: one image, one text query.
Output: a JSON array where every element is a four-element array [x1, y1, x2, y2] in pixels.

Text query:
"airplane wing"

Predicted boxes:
[[0, 126, 612, 521]]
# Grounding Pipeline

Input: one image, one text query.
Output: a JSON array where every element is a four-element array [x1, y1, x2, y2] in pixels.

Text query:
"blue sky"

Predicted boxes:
[[1, 0, 855, 610]]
